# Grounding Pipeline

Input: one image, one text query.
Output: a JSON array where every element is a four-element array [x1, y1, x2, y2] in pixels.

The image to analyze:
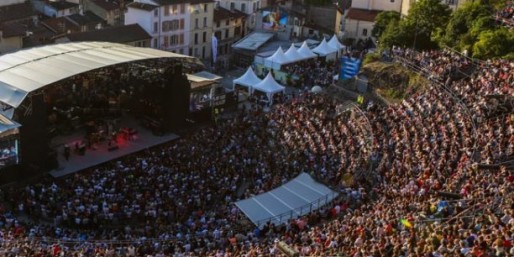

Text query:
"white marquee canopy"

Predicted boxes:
[[232, 67, 262, 92], [264, 47, 291, 69], [252, 72, 285, 104], [284, 43, 305, 63], [312, 38, 338, 59], [328, 35, 345, 51], [0, 42, 196, 108], [297, 41, 318, 59]]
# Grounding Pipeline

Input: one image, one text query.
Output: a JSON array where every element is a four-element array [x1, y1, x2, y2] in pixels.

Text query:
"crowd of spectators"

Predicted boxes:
[[281, 59, 338, 88], [496, 1, 514, 29], [0, 47, 513, 256]]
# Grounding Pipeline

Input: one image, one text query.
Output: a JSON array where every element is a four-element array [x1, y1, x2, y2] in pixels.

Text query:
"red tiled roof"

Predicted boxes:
[[0, 23, 26, 38], [41, 17, 80, 34], [66, 24, 151, 43], [0, 2, 37, 23], [346, 8, 381, 22], [127, 2, 158, 11], [91, 0, 121, 11], [213, 7, 246, 22]]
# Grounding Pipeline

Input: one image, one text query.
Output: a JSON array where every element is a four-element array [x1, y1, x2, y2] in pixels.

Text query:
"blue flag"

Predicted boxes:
[[340, 56, 361, 80]]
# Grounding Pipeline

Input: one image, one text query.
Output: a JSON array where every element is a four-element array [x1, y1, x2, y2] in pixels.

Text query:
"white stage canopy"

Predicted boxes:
[[235, 173, 339, 228], [252, 72, 285, 104], [284, 43, 305, 63], [0, 42, 196, 108], [232, 67, 262, 92], [312, 38, 338, 61], [297, 41, 318, 59], [264, 47, 291, 70]]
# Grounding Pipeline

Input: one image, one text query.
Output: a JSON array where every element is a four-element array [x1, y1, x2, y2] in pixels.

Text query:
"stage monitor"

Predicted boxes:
[[0, 114, 21, 169]]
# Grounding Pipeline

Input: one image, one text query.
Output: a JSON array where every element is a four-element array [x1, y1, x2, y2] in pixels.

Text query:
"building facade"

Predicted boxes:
[[126, 0, 194, 55], [217, 0, 267, 31], [189, 1, 214, 61], [213, 6, 246, 69]]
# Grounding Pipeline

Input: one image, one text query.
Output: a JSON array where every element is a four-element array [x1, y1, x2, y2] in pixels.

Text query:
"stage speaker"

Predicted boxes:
[[161, 64, 191, 132], [108, 145, 119, 152], [17, 94, 54, 175]]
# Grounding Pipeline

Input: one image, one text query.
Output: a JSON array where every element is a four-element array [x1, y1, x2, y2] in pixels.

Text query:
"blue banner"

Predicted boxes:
[[340, 56, 361, 80]]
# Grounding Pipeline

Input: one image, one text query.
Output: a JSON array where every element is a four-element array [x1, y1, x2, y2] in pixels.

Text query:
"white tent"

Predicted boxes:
[[264, 47, 291, 69], [284, 43, 305, 63], [252, 72, 285, 105], [328, 35, 345, 51], [297, 41, 318, 60], [232, 67, 262, 92], [312, 38, 338, 61]]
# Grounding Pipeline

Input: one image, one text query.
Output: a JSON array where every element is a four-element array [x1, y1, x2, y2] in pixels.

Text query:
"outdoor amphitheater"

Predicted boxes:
[[0, 44, 513, 257]]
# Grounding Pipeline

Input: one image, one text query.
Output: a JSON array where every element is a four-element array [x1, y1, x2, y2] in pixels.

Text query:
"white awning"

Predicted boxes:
[[235, 173, 339, 228], [0, 113, 21, 135], [264, 47, 291, 69], [328, 35, 345, 50], [0, 42, 197, 108]]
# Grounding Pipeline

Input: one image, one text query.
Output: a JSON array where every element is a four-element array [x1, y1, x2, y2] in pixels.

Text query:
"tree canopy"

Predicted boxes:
[[374, 0, 513, 59]]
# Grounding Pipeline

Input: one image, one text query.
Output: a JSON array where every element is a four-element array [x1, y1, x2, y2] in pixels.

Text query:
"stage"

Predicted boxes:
[[49, 115, 179, 178]]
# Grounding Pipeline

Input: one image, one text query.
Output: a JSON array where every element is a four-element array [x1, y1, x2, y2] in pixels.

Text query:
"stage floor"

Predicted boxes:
[[49, 116, 179, 178]]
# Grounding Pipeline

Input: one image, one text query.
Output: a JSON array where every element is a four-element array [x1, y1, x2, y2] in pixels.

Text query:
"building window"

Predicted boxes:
[[235, 26, 241, 36], [153, 38, 158, 47], [215, 31, 222, 40], [172, 4, 178, 14], [230, 2, 235, 10], [153, 22, 158, 33], [203, 17, 207, 27], [164, 36, 169, 47], [203, 31, 207, 42], [195, 33, 198, 44], [164, 5, 170, 16], [362, 28, 368, 36], [390, 0, 394, 2], [179, 33, 184, 44], [225, 29, 229, 38], [189, 48, 192, 55], [180, 4, 185, 14], [154, 9, 158, 17], [195, 18, 199, 29], [202, 46, 205, 59], [180, 19, 184, 29], [216, 21, 220, 27], [253, 2, 256, 12], [163, 20, 180, 32], [204, 4, 208, 12], [171, 35, 179, 45], [179, 48, 184, 54], [194, 48, 199, 57], [241, 3, 246, 13], [226, 19, 229, 26]]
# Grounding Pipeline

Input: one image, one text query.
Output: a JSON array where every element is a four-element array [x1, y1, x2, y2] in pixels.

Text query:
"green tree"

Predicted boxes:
[[372, 11, 401, 38], [403, 0, 452, 49], [473, 28, 514, 59], [433, 1, 495, 50], [378, 19, 407, 49]]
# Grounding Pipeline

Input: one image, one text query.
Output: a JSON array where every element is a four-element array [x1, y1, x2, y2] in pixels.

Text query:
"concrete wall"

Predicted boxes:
[[308, 6, 337, 32], [0, 35, 22, 54], [344, 19, 374, 41]]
